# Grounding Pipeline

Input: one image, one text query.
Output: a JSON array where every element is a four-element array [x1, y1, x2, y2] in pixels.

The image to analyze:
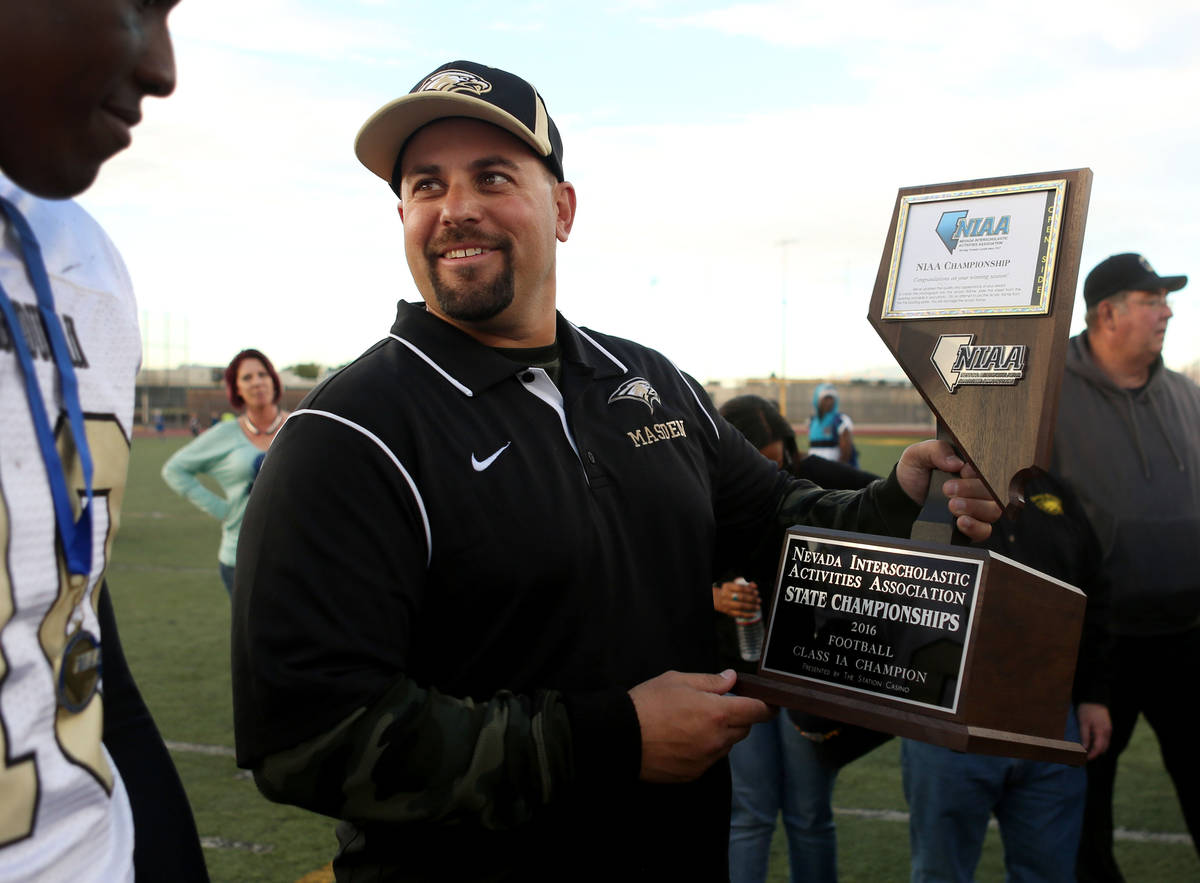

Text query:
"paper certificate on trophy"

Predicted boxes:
[[882, 180, 1067, 320]]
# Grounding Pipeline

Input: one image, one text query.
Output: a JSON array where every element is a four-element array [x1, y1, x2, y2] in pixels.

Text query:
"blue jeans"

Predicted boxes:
[[729, 713, 838, 883], [901, 708, 1084, 882]]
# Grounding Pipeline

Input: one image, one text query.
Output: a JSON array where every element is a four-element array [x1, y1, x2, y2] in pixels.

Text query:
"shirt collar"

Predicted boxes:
[[389, 301, 627, 396]]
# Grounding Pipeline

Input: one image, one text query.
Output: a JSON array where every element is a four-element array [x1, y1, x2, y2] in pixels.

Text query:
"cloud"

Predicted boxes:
[[168, 0, 414, 61], [657, 0, 1197, 54]]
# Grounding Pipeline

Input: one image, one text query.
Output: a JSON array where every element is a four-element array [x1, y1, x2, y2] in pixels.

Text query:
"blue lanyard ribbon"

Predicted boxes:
[[0, 195, 94, 577]]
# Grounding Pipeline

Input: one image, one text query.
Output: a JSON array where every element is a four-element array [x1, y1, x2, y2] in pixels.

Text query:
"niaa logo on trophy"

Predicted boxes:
[[936, 211, 1012, 254], [930, 333, 1027, 393]]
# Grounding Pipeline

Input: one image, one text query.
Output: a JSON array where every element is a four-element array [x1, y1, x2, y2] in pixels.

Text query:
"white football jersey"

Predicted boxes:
[[0, 175, 139, 881]]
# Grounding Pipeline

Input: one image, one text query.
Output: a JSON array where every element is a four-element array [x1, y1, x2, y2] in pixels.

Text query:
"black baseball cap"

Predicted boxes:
[[354, 60, 564, 196], [1083, 253, 1187, 308]]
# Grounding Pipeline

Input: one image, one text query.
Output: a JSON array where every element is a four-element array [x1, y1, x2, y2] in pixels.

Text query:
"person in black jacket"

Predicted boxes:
[[714, 394, 880, 883]]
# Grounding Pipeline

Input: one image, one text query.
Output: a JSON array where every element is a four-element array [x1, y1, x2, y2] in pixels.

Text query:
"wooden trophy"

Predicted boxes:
[[739, 169, 1093, 764]]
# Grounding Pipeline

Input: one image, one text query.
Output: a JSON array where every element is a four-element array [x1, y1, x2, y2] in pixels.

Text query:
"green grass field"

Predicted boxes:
[[109, 435, 1198, 882]]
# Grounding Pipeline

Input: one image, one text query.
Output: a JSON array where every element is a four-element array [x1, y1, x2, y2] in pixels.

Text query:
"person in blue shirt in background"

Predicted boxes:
[[808, 383, 858, 467]]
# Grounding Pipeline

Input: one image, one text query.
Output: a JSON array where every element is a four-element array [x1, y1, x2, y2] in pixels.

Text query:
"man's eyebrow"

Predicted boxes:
[[405, 162, 441, 178], [470, 155, 520, 172], [403, 155, 520, 179]]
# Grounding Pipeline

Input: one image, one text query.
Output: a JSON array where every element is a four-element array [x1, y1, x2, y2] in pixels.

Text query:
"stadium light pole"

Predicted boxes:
[[776, 239, 798, 417]]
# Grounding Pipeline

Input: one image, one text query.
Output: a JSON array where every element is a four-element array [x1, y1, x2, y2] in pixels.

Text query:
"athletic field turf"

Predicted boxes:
[[108, 435, 1198, 881]]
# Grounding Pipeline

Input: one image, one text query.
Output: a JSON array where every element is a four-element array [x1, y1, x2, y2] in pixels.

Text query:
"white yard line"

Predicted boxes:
[[834, 807, 1194, 844], [165, 740, 236, 757], [163, 742, 1195, 849], [199, 837, 275, 854]]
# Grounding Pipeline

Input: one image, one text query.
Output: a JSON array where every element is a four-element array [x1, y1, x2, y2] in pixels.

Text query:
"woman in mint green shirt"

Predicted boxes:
[[162, 349, 288, 595]]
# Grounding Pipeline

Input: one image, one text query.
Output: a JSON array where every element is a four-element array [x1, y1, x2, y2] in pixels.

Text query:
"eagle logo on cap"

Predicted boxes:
[[608, 377, 662, 414], [418, 70, 493, 96]]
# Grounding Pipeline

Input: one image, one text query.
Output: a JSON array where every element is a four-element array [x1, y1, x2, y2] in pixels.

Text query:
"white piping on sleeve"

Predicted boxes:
[[289, 409, 433, 566], [671, 362, 720, 440], [387, 333, 474, 397]]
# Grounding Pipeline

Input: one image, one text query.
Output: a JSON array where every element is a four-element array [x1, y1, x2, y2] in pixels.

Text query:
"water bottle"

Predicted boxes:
[[734, 578, 764, 662]]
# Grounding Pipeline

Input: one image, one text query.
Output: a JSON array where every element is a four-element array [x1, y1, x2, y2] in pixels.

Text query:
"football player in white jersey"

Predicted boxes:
[[1, 0, 207, 879]]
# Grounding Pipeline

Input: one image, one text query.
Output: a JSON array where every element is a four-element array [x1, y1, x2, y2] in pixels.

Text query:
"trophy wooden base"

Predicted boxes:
[[736, 673, 1086, 765], [741, 526, 1088, 767]]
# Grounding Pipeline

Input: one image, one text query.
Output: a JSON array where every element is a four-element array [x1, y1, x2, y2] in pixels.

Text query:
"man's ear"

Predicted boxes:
[[554, 181, 577, 243], [1098, 298, 1121, 329]]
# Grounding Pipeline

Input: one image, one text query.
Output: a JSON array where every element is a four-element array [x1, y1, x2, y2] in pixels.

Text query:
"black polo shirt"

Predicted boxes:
[[233, 301, 911, 878], [237, 298, 789, 739]]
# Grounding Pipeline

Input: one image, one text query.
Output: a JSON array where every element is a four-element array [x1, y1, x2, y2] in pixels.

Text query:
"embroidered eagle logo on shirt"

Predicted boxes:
[[608, 377, 662, 414]]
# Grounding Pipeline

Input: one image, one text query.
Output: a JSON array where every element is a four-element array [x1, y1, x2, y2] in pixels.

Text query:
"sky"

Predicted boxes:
[[80, 0, 1200, 384]]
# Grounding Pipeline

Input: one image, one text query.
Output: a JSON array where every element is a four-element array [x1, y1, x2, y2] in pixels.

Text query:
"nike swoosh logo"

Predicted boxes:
[[471, 442, 512, 472]]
